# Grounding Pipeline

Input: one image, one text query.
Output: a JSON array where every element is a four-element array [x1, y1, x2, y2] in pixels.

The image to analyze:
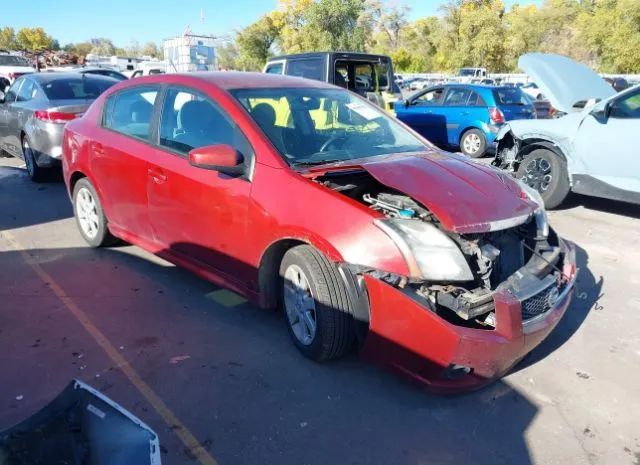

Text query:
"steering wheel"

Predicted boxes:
[[319, 134, 347, 153]]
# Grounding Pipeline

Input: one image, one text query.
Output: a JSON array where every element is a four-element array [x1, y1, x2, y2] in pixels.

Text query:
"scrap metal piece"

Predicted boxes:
[[0, 379, 161, 465]]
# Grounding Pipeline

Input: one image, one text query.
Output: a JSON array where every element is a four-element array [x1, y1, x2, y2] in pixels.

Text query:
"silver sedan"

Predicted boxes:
[[0, 73, 117, 181]]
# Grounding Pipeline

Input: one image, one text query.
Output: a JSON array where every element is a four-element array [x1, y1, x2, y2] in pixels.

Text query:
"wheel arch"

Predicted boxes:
[[458, 125, 486, 145]]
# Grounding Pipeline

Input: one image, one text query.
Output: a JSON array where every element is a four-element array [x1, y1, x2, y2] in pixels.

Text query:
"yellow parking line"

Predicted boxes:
[[1, 230, 218, 465]]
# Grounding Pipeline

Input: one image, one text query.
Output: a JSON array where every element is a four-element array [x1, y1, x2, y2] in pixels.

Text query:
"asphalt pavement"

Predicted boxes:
[[1, 155, 639, 465]]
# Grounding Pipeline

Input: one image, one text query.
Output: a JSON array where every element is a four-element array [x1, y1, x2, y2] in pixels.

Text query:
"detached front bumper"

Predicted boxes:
[[361, 239, 577, 393]]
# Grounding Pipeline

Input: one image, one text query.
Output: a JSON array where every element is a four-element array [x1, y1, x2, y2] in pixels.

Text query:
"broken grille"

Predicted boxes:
[[521, 283, 559, 320]]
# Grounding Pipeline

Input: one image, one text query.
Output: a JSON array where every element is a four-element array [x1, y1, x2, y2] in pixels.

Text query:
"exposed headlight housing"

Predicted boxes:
[[518, 180, 549, 238], [374, 219, 474, 281]]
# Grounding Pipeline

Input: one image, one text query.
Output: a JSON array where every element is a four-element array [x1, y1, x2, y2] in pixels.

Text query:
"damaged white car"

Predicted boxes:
[[493, 53, 640, 208]]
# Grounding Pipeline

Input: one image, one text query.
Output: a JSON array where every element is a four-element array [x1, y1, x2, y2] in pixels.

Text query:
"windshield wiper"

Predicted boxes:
[[292, 159, 342, 167]]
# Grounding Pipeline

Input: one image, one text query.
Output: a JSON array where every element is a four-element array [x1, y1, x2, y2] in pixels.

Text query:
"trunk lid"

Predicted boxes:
[[519, 53, 615, 114]]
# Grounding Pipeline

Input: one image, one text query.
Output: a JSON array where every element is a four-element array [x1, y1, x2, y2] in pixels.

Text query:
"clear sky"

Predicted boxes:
[[10, 0, 542, 47]]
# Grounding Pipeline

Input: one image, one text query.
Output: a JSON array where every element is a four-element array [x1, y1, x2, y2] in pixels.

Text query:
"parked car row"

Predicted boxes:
[[2, 51, 633, 394], [0, 73, 119, 180], [394, 83, 536, 157]]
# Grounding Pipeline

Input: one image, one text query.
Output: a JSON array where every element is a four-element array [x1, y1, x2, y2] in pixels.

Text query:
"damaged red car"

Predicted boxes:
[[62, 72, 577, 392]]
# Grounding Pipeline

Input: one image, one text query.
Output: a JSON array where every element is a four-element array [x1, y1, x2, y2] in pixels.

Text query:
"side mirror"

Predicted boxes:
[[0, 91, 5, 104], [404, 98, 411, 108], [188, 144, 245, 176], [591, 101, 611, 121]]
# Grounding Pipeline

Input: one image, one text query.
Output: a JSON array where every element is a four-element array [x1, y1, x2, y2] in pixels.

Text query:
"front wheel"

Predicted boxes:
[[72, 178, 116, 247], [280, 245, 354, 362], [516, 148, 570, 209], [460, 129, 487, 158]]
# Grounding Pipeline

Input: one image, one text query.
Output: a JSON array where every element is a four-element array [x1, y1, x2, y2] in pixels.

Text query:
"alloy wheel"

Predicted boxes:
[[522, 157, 553, 192], [283, 264, 317, 346], [76, 187, 100, 239], [463, 133, 482, 155]]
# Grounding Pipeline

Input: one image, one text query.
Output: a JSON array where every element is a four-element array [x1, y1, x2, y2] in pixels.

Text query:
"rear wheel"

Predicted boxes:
[[516, 148, 570, 209], [72, 178, 116, 247], [280, 245, 354, 362], [22, 137, 47, 182], [460, 129, 487, 158]]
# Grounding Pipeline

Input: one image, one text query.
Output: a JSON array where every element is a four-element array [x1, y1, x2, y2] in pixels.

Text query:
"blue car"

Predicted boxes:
[[394, 84, 536, 158]]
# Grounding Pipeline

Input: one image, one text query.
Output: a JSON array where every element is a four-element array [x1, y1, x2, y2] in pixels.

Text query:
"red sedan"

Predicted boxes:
[[62, 72, 577, 392]]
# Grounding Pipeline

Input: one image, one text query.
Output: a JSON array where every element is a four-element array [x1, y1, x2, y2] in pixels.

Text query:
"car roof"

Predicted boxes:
[[127, 72, 337, 90], [267, 52, 392, 62], [25, 72, 120, 84]]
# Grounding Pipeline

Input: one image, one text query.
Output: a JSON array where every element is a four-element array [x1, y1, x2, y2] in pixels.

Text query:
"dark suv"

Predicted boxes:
[[263, 52, 401, 111]]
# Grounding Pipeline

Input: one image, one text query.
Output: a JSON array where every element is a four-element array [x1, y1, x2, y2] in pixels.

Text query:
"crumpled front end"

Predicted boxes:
[[361, 237, 576, 393], [308, 154, 576, 392]]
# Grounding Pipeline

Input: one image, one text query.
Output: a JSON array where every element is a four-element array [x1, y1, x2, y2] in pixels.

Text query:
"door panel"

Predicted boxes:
[[396, 87, 446, 143], [148, 86, 253, 283], [91, 85, 160, 240], [574, 114, 639, 192]]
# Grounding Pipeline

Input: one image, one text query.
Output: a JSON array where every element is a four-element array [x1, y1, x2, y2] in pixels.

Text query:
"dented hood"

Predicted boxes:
[[313, 151, 536, 233], [519, 53, 615, 114]]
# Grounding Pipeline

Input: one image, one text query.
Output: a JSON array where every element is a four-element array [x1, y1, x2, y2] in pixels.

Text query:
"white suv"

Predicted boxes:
[[0, 52, 34, 90]]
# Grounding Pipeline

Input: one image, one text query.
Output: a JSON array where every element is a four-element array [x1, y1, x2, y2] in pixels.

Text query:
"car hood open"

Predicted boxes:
[[309, 151, 536, 233], [519, 53, 615, 114]]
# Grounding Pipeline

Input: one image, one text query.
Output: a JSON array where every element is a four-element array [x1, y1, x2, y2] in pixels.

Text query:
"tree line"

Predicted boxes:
[[220, 0, 640, 74], [0, 27, 163, 59], [2, 0, 638, 73]]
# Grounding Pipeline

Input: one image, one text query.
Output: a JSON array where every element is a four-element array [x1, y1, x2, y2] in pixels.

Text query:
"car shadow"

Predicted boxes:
[[555, 192, 640, 220], [512, 243, 601, 372], [0, 165, 71, 231], [0, 242, 551, 465]]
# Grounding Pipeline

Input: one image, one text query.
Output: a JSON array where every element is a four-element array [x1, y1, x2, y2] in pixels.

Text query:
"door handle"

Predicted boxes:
[[148, 167, 167, 184]]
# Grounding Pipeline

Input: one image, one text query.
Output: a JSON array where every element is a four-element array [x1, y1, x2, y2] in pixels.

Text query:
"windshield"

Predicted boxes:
[[232, 87, 425, 166], [493, 87, 530, 106], [458, 69, 476, 77], [42, 76, 117, 100], [0, 55, 31, 66]]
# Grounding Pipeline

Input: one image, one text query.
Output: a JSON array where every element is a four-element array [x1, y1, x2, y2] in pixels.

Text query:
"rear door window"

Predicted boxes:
[[443, 88, 472, 106], [285, 58, 324, 82], [466, 91, 486, 107], [103, 86, 159, 141], [16, 79, 39, 102]]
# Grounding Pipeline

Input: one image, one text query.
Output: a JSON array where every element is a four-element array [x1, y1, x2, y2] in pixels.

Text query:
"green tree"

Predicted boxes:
[[217, 42, 239, 70], [237, 13, 281, 70], [142, 41, 161, 58], [90, 38, 116, 56], [16, 27, 53, 52], [0, 27, 17, 50], [303, 0, 370, 51]]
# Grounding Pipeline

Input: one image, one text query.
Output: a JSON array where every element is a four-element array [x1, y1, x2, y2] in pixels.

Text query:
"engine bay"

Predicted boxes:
[[314, 169, 566, 328]]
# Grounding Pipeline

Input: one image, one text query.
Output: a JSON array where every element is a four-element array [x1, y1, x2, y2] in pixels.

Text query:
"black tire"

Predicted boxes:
[[72, 178, 116, 247], [22, 136, 47, 182], [516, 148, 570, 209], [279, 245, 354, 362], [460, 129, 487, 158]]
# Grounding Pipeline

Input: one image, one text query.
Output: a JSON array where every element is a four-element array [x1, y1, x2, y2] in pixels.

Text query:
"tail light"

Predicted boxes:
[[489, 107, 505, 124], [34, 110, 80, 124]]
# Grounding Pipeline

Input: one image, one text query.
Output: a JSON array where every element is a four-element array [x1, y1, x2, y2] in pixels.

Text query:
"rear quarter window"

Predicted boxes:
[[285, 58, 324, 82]]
